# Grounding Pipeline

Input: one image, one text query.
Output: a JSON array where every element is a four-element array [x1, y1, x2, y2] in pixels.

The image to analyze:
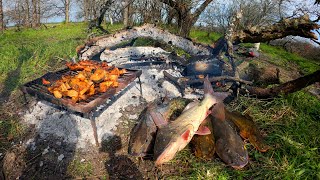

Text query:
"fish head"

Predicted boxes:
[[154, 124, 194, 166], [216, 139, 249, 169], [249, 134, 270, 152], [128, 112, 157, 157]]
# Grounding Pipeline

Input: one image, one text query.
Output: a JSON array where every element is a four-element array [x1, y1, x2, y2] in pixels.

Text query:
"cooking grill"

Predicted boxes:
[[21, 67, 142, 146]]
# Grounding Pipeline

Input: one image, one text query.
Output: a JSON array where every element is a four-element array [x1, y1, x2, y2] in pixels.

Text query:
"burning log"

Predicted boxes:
[[78, 24, 213, 60]]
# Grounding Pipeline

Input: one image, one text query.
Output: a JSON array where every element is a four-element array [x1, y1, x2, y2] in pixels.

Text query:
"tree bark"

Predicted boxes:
[[32, 0, 39, 27], [25, 0, 30, 27], [37, 0, 40, 25], [0, 0, 4, 31], [65, 0, 70, 23], [123, 0, 131, 27], [244, 70, 320, 98]]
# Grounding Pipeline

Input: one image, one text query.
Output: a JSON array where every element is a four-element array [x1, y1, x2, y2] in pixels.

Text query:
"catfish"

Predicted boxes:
[[128, 98, 190, 157], [210, 103, 249, 169], [153, 76, 229, 166], [189, 117, 215, 160], [225, 109, 270, 152]]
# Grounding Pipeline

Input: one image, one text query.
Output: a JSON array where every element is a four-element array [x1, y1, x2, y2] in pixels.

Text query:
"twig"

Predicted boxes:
[[181, 75, 253, 85]]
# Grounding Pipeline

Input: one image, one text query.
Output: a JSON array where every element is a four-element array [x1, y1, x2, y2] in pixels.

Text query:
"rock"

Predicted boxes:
[[57, 154, 64, 161]]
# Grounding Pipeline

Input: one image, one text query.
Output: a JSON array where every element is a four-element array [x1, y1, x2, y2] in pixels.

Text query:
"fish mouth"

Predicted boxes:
[[231, 161, 248, 170]]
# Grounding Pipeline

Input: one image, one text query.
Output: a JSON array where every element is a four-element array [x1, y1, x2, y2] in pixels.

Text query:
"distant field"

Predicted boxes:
[[0, 23, 319, 179]]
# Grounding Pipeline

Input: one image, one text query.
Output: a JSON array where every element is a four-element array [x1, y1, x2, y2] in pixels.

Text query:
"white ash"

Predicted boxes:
[[57, 154, 64, 161], [22, 67, 191, 149]]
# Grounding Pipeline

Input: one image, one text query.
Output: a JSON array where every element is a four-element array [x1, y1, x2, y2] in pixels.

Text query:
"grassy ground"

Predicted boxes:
[[0, 23, 319, 179]]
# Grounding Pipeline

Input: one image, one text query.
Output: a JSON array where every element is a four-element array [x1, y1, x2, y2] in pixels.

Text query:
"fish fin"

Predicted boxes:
[[203, 75, 214, 95], [181, 129, 190, 141], [213, 92, 230, 102], [211, 102, 225, 120], [150, 111, 168, 128], [195, 126, 211, 135]]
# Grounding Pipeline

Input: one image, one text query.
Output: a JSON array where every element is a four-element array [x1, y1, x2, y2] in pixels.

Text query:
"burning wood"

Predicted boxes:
[[44, 60, 126, 103]]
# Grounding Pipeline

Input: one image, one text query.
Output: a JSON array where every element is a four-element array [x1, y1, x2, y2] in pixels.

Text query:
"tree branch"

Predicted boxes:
[[243, 69, 320, 98], [234, 14, 320, 43], [192, 0, 214, 20]]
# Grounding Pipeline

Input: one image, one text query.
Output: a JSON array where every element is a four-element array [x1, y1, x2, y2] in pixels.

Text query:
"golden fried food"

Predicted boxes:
[[46, 60, 126, 103]]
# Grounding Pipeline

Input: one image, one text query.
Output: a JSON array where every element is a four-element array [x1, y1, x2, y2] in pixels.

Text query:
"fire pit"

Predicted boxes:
[[21, 65, 142, 146]]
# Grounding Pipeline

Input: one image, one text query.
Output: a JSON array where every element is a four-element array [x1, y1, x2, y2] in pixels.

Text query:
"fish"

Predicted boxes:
[[128, 98, 191, 157], [128, 105, 158, 157], [210, 103, 249, 169], [189, 117, 215, 160], [225, 109, 270, 152], [153, 76, 229, 166]]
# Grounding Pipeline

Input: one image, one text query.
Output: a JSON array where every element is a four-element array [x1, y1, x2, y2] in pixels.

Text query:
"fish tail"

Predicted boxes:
[[203, 75, 214, 95]]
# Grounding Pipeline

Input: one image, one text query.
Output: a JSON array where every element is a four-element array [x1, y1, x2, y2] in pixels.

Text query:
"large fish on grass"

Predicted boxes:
[[153, 77, 229, 166], [210, 103, 249, 169], [225, 110, 270, 152], [189, 116, 215, 160], [128, 98, 191, 157]]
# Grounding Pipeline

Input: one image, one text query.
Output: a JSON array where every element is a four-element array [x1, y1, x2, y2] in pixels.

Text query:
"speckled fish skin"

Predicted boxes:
[[128, 105, 158, 157], [225, 109, 270, 152], [210, 103, 249, 169], [189, 117, 215, 160]]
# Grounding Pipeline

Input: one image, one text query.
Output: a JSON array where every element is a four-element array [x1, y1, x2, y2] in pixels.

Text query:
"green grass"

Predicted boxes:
[[241, 43, 320, 74], [67, 158, 94, 178], [190, 29, 222, 44]]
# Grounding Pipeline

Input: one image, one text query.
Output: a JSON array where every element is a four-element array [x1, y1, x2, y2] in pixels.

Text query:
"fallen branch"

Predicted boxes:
[[244, 69, 320, 98], [78, 24, 213, 60], [163, 71, 253, 96], [234, 14, 320, 43]]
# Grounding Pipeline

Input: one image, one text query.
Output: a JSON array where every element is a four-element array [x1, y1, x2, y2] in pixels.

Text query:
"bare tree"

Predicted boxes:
[[65, 0, 70, 23], [88, 0, 114, 32], [160, 0, 214, 37], [32, 0, 40, 27], [123, 0, 131, 26], [0, 0, 4, 31]]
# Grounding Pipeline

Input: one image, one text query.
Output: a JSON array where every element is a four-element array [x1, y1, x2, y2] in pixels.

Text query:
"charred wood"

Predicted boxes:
[[78, 24, 213, 60]]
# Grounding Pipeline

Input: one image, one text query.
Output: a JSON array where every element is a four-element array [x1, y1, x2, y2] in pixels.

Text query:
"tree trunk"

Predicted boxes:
[[109, 14, 113, 25], [25, 0, 30, 27], [123, 0, 130, 27], [0, 0, 4, 31], [37, 0, 40, 25], [32, 0, 38, 27], [84, 0, 89, 22], [65, 0, 70, 23]]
